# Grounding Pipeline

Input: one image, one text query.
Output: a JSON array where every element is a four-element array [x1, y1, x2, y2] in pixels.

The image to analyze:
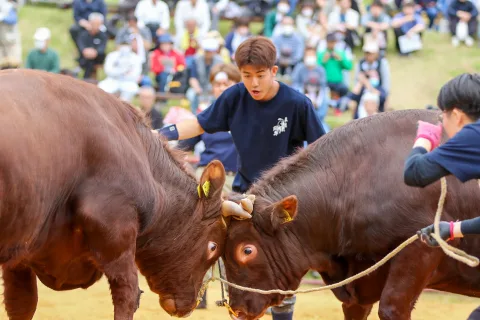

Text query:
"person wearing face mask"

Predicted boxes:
[[150, 33, 186, 92], [97, 37, 142, 102], [291, 47, 330, 132], [225, 17, 252, 60], [296, 1, 316, 39], [25, 27, 60, 73], [264, 0, 292, 37], [340, 41, 390, 118], [272, 16, 305, 76]]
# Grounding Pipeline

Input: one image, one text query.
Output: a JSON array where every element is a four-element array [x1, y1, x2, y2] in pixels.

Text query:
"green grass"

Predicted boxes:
[[18, 4, 480, 128]]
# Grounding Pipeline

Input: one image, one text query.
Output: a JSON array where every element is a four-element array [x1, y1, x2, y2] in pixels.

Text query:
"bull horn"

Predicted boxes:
[[240, 195, 256, 214], [222, 200, 252, 220]]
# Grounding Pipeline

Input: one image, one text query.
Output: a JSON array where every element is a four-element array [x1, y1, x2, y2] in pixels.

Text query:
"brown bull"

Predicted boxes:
[[0, 69, 250, 320], [223, 109, 480, 320]]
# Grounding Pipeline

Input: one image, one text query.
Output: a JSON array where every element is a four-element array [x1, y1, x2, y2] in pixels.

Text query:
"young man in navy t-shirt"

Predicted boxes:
[[404, 73, 480, 245], [157, 36, 325, 320]]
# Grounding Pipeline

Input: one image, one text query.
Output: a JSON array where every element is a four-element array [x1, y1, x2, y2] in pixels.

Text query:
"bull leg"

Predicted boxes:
[[342, 303, 373, 320], [377, 243, 443, 320], [2, 264, 38, 320], [77, 187, 141, 320]]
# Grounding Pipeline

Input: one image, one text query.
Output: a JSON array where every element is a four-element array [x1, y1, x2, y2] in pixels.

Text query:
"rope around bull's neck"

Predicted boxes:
[[198, 177, 479, 299]]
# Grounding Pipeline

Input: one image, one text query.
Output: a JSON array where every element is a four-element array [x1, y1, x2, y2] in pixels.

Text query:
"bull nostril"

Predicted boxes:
[[160, 298, 177, 316]]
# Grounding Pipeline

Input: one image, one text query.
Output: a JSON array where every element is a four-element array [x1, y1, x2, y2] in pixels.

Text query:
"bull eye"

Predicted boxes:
[[208, 242, 217, 252], [244, 247, 253, 255], [236, 244, 258, 264]]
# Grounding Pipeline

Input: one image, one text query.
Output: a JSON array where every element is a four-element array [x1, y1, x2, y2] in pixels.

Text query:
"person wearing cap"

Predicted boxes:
[[356, 90, 380, 118], [361, 0, 391, 55], [291, 47, 330, 132], [25, 27, 60, 74], [341, 40, 390, 118], [151, 33, 186, 92], [318, 32, 352, 112], [186, 37, 223, 114], [133, 0, 170, 45], [197, 30, 231, 64], [98, 36, 142, 102]]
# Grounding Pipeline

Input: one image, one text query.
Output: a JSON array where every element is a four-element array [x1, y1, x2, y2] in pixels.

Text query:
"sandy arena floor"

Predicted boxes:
[[1, 275, 479, 319]]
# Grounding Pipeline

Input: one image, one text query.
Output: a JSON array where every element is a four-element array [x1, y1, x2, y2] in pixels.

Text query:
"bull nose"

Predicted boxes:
[[160, 298, 177, 316]]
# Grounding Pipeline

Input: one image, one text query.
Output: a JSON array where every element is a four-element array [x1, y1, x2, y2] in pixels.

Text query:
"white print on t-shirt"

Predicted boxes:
[[273, 117, 288, 136]]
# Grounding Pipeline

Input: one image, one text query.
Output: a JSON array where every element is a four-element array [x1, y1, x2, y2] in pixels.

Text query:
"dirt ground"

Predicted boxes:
[[1, 275, 479, 320]]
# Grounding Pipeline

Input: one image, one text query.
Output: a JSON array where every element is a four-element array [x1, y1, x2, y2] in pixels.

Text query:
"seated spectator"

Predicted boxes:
[[415, 0, 440, 30], [296, 1, 316, 39], [291, 47, 329, 132], [0, 0, 21, 69], [176, 16, 200, 64], [225, 18, 252, 60], [328, 0, 360, 49], [77, 12, 108, 79], [200, 30, 231, 64], [306, 2, 329, 48], [186, 38, 223, 114], [174, 0, 211, 39], [343, 41, 390, 118], [98, 37, 142, 102], [357, 90, 380, 118], [362, 1, 390, 55], [317, 32, 352, 111], [115, 14, 152, 55], [25, 28, 60, 73], [134, 0, 170, 46], [69, 0, 107, 56], [264, 0, 292, 38], [178, 63, 240, 194], [130, 36, 150, 84], [150, 33, 186, 92], [272, 16, 305, 76], [391, 2, 425, 56], [447, 0, 477, 47], [138, 86, 164, 129]]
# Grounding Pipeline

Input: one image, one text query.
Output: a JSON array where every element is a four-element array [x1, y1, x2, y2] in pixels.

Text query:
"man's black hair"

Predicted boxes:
[[437, 73, 480, 120]]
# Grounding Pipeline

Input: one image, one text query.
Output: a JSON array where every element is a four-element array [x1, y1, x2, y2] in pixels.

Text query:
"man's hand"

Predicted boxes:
[[415, 120, 442, 150], [417, 221, 452, 247], [82, 48, 97, 59], [79, 19, 91, 30], [322, 51, 331, 62], [332, 51, 341, 60]]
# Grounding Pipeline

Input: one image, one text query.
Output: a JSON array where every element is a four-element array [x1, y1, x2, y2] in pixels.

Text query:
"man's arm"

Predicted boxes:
[[404, 147, 450, 187], [157, 119, 205, 141]]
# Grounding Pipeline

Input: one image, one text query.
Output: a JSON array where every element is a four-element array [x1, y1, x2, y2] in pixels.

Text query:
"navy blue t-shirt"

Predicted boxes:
[[197, 81, 325, 192], [425, 120, 480, 182]]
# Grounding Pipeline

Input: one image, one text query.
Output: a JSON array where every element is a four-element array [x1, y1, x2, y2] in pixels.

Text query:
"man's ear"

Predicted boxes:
[[198, 160, 226, 200], [270, 195, 298, 231]]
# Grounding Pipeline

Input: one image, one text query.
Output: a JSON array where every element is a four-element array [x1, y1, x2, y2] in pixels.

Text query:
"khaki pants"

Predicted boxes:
[[195, 167, 235, 195], [0, 23, 21, 68]]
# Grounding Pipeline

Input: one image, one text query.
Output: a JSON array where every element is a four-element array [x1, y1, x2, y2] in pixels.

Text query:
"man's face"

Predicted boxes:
[[327, 40, 336, 50], [139, 90, 156, 111], [240, 65, 278, 101], [340, 0, 351, 10], [186, 19, 197, 33], [212, 78, 236, 99], [370, 5, 382, 16], [90, 19, 102, 33], [364, 51, 378, 63], [403, 5, 414, 15], [160, 42, 173, 52]]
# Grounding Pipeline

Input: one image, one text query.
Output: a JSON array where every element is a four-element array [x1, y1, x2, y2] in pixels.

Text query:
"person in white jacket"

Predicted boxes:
[[98, 38, 142, 102], [328, 0, 360, 49], [174, 0, 211, 38], [134, 0, 170, 43]]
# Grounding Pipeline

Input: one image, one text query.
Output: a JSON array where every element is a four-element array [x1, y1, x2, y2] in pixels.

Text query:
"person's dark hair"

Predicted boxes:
[[326, 32, 337, 42], [304, 46, 316, 54], [371, 0, 384, 8], [127, 13, 138, 22], [437, 73, 480, 120], [235, 17, 250, 28], [234, 36, 277, 69], [402, 1, 415, 9]]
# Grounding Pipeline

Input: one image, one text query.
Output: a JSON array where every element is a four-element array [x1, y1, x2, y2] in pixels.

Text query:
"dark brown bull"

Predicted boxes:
[[0, 69, 250, 320], [223, 109, 480, 320]]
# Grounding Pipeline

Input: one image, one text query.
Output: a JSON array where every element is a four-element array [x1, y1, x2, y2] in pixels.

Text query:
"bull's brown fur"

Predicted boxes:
[[0, 69, 227, 320], [224, 109, 480, 320]]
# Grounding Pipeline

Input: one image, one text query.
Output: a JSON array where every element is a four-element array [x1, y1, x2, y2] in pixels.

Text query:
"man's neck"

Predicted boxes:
[[260, 81, 280, 102]]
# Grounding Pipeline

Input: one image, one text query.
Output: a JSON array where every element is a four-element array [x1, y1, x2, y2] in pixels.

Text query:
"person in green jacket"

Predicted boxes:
[[263, 0, 293, 38], [317, 32, 352, 112], [25, 27, 60, 74]]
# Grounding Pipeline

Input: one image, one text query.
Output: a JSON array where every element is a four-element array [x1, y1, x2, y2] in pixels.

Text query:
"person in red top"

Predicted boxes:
[[150, 33, 186, 92]]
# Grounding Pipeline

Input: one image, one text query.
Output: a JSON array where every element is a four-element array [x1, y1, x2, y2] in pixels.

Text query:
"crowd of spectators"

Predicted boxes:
[[3, 0, 480, 126]]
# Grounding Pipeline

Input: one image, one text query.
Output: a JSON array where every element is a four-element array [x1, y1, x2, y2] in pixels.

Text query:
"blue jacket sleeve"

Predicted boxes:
[[404, 147, 450, 187], [224, 32, 234, 55], [177, 135, 202, 151]]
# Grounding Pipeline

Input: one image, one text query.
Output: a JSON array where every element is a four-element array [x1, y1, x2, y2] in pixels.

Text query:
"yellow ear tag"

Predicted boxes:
[[197, 185, 202, 198], [283, 209, 293, 223], [202, 180, 211, 198]]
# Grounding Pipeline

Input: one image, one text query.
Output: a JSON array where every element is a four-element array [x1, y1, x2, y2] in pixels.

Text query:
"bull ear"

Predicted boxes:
[[270, 195, 298, 231], [198, 160, 226, 199]]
